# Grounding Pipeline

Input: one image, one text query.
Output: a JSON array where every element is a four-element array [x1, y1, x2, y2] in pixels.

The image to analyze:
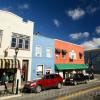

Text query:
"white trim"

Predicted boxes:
[[46, 47, 52, 58], [36, 64, 44, 78], [35, 45, 42, 57], [54, 39, 83, 47]]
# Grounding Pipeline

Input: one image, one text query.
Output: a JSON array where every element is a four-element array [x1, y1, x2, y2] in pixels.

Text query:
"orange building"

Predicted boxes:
[[54, 39, 88, 78]]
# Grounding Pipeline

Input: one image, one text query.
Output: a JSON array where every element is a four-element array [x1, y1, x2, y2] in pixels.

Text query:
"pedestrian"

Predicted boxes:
[[1, 72, 9, 93]]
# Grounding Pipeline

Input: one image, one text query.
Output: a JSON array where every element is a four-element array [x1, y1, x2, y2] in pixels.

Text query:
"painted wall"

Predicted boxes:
[[84, 49, 100, 74], [0, 10, 34, 81], [54, 39, 84, 64], [31, 35, 54, 80]]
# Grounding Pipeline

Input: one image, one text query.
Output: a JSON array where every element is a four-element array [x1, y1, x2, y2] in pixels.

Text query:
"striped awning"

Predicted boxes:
[[0, 59, 20, 69]]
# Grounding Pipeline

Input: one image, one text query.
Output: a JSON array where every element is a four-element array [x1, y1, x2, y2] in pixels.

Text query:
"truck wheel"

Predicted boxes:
[[57, 83, 62, 89], [35, 85, 42, 93]]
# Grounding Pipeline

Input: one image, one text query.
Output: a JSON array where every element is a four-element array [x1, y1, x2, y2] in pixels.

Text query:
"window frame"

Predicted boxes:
[[0, 30, 3, 48], [11, 33, 30, 50], [46, 47, 52, 58], [35, 45, 42, 57]]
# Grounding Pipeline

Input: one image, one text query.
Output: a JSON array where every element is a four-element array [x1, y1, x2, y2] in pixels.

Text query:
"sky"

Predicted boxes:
[[0, 0, 100, 50]]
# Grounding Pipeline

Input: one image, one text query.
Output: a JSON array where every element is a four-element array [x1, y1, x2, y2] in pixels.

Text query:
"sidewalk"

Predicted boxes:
[[0, 83, 24, 99], [0, 94, 22, 100]]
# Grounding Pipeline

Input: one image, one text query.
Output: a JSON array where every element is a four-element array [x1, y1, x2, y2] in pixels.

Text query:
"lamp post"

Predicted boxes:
[[12, 47, 19, 94]]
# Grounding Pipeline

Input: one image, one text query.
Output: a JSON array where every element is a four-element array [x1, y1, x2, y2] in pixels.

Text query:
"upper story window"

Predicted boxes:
[[46, 48, 52, 58], [11, 33, 30, 50], [55, 49, 61, 59], [62, 50, 67, 59], [0, 30, 3, 48], [18, 38, 23, 48], [11, 37, 17, 47], [79, 52, 83, 59], [35, 46, 42, 57], [25, 39, 30, 49]]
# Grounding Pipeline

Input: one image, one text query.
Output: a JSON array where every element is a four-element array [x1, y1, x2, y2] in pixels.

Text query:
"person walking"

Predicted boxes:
[[1, 72, 9, 94]]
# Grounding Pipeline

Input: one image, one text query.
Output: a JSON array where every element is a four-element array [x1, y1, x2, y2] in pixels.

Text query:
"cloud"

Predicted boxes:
[[53, 19, 60, 27], [96, 26, 100, 34], [67, 8, 85, 20], [81, 38, 100, 50], [18, 3, 29, 10], [86, 6, 99, 14], [70, 32, 89, 40]]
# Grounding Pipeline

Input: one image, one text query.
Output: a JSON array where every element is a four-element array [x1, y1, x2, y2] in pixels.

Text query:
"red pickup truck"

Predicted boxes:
[[23, 74, 63, 93]]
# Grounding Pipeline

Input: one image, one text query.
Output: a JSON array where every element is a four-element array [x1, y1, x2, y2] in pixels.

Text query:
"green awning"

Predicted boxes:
[[55, 64, 88, 70]]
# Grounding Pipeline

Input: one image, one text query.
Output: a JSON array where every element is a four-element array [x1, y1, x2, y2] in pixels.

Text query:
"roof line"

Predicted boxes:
[[54, 39, 82, 47]]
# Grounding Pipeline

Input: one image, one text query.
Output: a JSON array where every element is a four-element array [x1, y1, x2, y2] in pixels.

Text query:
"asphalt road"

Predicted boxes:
[[63, 87, 100, 100], [7, 79, 100, 100]]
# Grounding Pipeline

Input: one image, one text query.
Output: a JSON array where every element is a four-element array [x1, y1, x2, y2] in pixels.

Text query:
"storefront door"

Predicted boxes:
[[22, 60, 29, 82]]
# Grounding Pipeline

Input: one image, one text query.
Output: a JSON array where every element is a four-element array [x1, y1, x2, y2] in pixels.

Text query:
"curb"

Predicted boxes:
[[0, 94, 22, 100], [88, 78, 98, 82]]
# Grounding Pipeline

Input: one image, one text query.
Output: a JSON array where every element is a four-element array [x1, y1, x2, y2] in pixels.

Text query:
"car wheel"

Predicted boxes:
[[35, 85, 42, 93], [73, 81, 77, 85], [57, 83, 62, 89]]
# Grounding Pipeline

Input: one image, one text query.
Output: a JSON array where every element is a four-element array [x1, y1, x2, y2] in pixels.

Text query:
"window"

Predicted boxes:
[[18, 38, 23, 48], [0, 30, 3, 48], [62, 50, 67, 58], [69, 50, 76, 60], [79, 52, 83, 59], [11, 33, 30, 50], [35, 46, 42, 57], [11, 37, 17, 47], [25, 39, 30, 49], [55, 49, 61, 59], [46, 48, 52, 57], [36, 65, 43, 78]]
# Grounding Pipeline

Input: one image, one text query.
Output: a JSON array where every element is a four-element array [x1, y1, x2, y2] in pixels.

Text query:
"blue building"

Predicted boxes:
[[31, 35, 54, 80]]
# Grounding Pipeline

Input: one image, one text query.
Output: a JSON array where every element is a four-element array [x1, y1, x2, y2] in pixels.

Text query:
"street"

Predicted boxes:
[[5, 76, 100, 100]]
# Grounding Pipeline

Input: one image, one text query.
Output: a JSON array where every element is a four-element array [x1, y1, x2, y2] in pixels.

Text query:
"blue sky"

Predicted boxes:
[[0, 0, 100, 50]]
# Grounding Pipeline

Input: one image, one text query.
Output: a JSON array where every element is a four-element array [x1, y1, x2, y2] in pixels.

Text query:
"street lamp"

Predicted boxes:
[[15, 47, 19, 94], [12, 47, 19, 94]]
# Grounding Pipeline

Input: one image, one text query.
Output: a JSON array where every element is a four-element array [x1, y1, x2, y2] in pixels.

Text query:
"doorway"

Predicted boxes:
[[22, 60, 29, 82]]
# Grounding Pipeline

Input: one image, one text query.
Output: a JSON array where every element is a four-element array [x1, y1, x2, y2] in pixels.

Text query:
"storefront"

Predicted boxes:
[[54, 39, 88, 79], [0, 59, 20, 84], [31, 35, 54, 80], [55, 64, 88, 78]]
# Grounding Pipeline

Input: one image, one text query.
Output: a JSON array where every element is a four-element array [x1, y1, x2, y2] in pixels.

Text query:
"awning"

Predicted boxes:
[[55, 64, 88, 71], [55, 49, 61, 53], [0, 59, 20, 69], [62, 50, 67, 54]]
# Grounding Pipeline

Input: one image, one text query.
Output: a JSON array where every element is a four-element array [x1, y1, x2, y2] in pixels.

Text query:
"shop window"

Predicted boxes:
[[35, 46, 42, 57], [36, 65, 43, 78], [0, 30, 3, 48], [46, 48, 52, 58]]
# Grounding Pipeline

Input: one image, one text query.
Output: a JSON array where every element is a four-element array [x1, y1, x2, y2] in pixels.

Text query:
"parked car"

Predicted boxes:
[[65, 73, 88, 85], [84, 73, 94, 80], [23, 74, 63, 93]]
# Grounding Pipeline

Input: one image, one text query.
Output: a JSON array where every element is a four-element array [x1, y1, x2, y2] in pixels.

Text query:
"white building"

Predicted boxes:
[[0, 10, 34, 88]]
